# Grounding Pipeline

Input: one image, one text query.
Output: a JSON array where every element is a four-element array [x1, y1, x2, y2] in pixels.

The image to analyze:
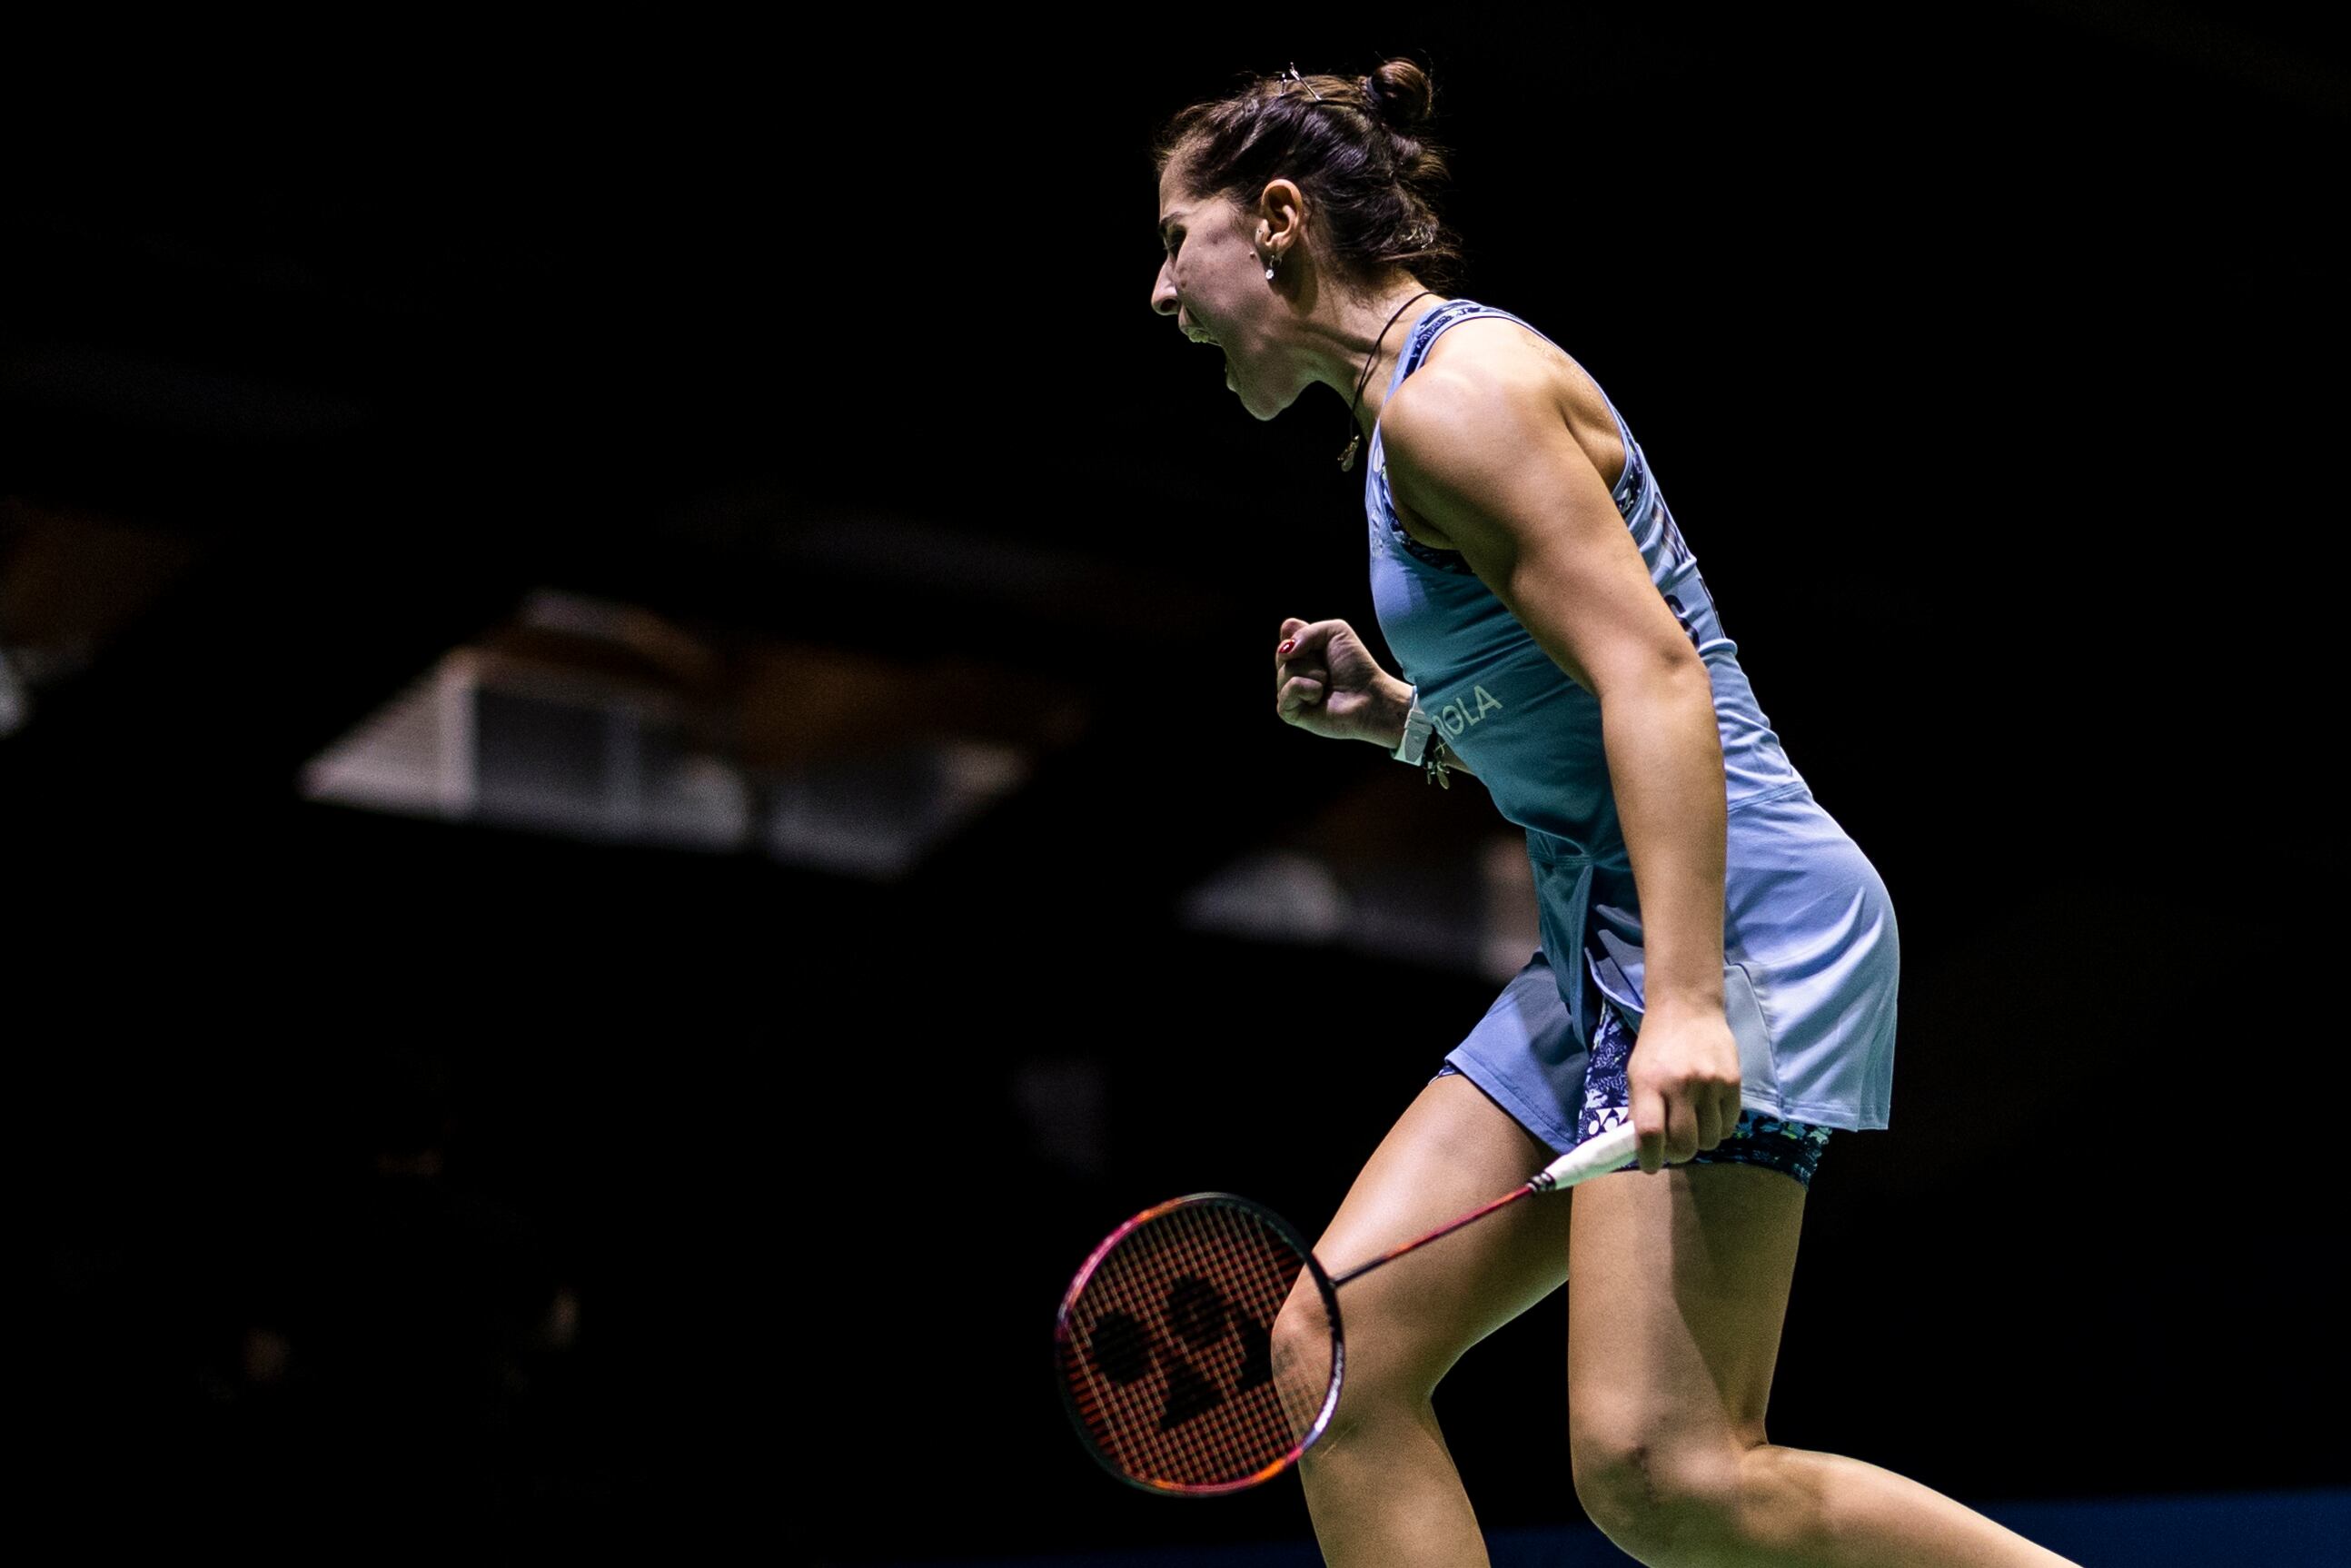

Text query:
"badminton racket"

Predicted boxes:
[[1053, 1120, 1641, 1495]]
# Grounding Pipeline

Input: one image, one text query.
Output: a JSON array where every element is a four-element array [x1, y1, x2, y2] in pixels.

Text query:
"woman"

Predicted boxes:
[[1148, 61, 2078, 1568]]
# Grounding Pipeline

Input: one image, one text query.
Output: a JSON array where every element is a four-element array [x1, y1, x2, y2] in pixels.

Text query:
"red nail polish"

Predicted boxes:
[[1278, 639, 1295, 655]]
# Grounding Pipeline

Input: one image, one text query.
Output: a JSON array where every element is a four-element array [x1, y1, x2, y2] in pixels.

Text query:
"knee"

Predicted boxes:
[[1270, 1277, 1442, 1445], [1570, 1426, 1750, 1564], [1267, 1283, 1339, 1419]]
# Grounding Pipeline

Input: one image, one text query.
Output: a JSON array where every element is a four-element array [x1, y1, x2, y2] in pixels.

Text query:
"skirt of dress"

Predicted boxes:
[[1442, 779, 1899, 1154]]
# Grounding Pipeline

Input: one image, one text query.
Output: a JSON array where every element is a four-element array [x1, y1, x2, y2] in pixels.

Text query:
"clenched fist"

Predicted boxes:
[[1274, 617, 1407, 747]]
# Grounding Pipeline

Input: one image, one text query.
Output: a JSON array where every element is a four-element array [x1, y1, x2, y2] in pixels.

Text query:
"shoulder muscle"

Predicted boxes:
[[1380, 341, 1699, 700]]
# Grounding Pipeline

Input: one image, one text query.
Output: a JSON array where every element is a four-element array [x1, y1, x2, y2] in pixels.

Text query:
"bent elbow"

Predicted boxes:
[[1590, 641, 1711, 710]]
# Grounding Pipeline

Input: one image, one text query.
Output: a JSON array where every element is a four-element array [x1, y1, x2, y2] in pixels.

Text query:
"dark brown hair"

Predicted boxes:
[[1154, 58, 1464, 295]]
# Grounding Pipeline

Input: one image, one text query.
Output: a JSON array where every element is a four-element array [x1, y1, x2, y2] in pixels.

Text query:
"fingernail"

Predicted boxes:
[[1278, 639, 1295, 655]]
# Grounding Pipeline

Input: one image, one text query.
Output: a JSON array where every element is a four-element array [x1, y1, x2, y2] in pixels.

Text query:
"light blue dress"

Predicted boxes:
[[1365, 299, 1899, 1154]]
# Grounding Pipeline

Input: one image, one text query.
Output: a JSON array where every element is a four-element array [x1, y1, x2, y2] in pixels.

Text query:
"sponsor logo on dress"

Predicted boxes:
[[1433, 684, 1505, 737]]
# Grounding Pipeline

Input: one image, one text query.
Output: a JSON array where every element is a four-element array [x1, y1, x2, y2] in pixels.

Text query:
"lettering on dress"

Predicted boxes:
[[1436, 685, 1506, 737]]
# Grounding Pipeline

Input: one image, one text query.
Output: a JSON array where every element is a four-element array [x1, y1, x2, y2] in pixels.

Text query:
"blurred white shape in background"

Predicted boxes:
[[301, 589, 1047, 880], [303, 647, 755, 850], [1179, 849, 1351, 944], [1178, 795, 1539, 986], [0, 648, 28, 739], [762, 736, 1029, 880], [1479, 835, 1542, 984]]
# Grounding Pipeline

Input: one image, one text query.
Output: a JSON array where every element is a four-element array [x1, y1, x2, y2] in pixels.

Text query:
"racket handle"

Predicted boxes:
[[1530, 1123, 1642, 1191]]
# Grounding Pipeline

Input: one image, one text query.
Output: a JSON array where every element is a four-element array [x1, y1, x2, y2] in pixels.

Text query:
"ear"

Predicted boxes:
[[1254, 178, 1306, 266]]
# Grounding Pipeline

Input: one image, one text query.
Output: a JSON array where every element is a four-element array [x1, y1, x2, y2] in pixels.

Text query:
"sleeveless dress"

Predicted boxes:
[[1365, 298, 1899, 1155]]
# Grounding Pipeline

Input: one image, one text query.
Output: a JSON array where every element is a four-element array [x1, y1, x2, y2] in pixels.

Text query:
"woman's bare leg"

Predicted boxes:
[[1565, 1161, 2079, 1567], [1274, 1072, 1576, 1568]]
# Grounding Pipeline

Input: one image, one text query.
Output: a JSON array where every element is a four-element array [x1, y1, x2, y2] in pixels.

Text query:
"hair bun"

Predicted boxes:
[[1362, 58, 1435, 134], [1156, 56, 1465, 295]]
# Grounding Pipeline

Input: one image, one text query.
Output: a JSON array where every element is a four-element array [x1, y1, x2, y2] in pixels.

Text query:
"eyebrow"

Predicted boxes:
[[1157, 210, 1185, 244]]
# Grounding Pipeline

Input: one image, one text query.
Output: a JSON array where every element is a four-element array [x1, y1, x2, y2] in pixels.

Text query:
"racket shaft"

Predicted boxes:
[[1328, 1123, 1643, 1289], [1329, 1183, 1534, 1287]]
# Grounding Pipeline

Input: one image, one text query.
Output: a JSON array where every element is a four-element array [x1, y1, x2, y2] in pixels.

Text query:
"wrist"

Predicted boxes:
[[1367, 676, 1415, 749], [1641, 983, 1728, 1023]]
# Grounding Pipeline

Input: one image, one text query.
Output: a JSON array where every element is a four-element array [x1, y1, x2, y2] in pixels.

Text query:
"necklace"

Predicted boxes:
[[1338, 289, 1438, 472]]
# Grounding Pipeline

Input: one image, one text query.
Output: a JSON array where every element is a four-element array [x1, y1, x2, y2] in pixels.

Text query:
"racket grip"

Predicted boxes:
[[1530, 1123, 1642, 1191]]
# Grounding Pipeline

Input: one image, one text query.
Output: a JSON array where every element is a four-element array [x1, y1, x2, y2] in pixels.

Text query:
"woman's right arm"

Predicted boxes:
[[1275, 617, 1478, 776], [1363, 672, 1476, 776]]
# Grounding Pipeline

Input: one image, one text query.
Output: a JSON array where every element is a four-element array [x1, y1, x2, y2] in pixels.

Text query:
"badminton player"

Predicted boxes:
[[1149, 60, 2078, 1567]]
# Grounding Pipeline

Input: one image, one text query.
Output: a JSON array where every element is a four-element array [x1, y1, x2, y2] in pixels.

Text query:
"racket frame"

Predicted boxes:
[[1053, 1191, 1345, 1497], [1054, 1121, 1644, 1496]]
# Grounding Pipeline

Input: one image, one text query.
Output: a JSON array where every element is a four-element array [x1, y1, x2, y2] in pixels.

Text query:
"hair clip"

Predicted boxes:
[[1279, 63, 1321, 101]]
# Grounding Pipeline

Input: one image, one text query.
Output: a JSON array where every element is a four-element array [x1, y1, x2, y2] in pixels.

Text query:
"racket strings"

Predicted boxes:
[[1060, 1196, 1337, 1490]]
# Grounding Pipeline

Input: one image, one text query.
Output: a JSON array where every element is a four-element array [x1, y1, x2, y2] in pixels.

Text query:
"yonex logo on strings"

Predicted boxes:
[[1084, 1275, 1274, 1432]]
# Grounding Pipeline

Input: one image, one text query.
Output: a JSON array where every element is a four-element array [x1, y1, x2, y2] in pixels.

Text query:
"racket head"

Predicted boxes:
[[1055, 1192, 1343, 1496]]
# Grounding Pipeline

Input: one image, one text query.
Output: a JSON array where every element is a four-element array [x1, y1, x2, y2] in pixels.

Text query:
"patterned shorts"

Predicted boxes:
[[1436, 997, 1832, 1189]]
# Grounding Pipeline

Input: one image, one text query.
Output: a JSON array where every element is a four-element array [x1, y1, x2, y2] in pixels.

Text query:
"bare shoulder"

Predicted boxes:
[[1383, 316, 1624, 500], [1386, 316, 1555, 431]]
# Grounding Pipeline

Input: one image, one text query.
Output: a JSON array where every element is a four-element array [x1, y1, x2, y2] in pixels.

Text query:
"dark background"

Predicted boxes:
[[8, 5, 2344, 1561]]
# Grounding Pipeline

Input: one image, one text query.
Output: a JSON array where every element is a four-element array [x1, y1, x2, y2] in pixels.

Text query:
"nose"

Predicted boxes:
[[1151, 256, 1177, 317]]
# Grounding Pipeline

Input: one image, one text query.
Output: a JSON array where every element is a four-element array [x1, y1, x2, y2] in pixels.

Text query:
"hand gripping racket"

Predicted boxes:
[[1053, 1121, 1641, 1494]]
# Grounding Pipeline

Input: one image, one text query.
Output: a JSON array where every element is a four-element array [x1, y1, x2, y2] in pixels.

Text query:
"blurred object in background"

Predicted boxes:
[[0, 646, 26, 737], [1012, 1056, 1112, 1182], [174, 1047, 596, 1535], [1180, 773, 1541, 985], [302, 587, 1086, 880], [0, 496, 205, 739]]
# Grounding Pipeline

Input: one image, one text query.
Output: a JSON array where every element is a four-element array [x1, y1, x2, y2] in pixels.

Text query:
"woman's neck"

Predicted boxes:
[[1337, 283, 1449, 432]]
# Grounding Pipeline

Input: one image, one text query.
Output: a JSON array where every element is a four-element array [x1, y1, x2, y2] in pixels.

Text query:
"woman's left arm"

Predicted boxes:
[[1381, 361, 1741, 1172]]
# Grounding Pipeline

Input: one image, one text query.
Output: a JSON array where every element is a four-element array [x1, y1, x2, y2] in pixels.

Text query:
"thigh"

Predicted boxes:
[[1300, 1072, 1577, 1402], [1566, 1160, 1807, 1457]]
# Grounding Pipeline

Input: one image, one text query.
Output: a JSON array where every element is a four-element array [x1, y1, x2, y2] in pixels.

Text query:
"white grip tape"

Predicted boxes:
[[1533, 1122, 1643, 1190]]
